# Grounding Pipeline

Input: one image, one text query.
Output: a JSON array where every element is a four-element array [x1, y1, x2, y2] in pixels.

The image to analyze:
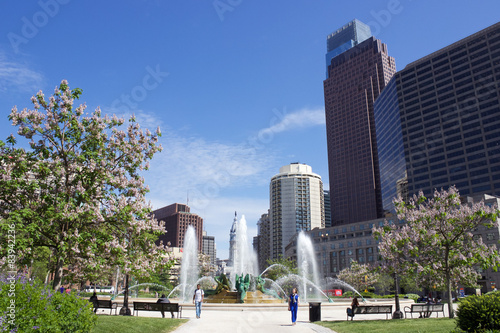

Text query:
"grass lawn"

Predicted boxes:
[[92, 315, 188, 333], [315, 318, 459, 333]]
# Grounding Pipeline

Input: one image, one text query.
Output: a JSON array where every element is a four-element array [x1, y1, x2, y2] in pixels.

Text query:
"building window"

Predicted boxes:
[[486, 233, 495, 241]]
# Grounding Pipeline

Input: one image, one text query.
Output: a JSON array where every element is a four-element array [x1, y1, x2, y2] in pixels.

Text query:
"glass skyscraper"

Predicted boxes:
[[374, 21, 500, 204], [374, 77, 407, 214], [325, 19, 372, 74], [324, 20, 396, 225]]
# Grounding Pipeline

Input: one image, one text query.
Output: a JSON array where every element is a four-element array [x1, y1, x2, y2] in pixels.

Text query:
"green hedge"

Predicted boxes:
[[455, 292, 500, 332], [0, 274, 97, 332]]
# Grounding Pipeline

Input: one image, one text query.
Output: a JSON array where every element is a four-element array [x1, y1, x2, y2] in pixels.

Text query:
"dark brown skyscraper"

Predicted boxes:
[[154, 203, 203, 251], [324, 20, 396, 225]]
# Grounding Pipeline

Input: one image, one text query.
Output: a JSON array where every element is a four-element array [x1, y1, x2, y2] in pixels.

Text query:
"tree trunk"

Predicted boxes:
[[447, 282, 454, 318], [52, 257, 64, 291]]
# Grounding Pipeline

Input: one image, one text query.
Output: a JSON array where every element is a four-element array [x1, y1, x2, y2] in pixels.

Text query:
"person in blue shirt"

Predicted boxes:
[[288, 288, 299, 325]]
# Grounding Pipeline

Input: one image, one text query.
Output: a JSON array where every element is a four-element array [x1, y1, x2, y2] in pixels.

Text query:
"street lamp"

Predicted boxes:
[[119, 274, 131, 316], [392, 272, 403, 319]]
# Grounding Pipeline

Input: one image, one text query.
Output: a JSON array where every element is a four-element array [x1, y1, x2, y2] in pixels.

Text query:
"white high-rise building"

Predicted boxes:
[[269, 163, 325, 259]]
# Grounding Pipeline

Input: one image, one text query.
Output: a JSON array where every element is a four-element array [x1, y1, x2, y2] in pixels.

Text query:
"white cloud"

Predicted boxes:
[[142, 106, 325, 260], [0, 53, 44, 93], [257, 107, 325, 138], [146, 132, 275, 212]]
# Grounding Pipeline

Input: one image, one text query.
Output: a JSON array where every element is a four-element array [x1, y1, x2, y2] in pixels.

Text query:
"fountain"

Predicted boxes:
[[179, 225, 199, 302], [170, 214, 361, 305], [325, 277, 367, 302], [228, 215, 258, 289], [297, 231, 322, 301]]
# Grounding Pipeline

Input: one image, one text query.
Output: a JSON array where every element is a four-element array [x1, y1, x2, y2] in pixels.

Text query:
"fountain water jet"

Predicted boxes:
[[297, 231, 321, 301], [179, 225, 199, 302], [229, 215, 258, 289]]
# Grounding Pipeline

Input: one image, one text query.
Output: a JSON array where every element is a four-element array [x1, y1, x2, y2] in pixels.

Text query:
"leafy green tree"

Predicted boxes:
[[374, 186, 500, 318], [0, 80, 171, 290], [263, 255, 298, 281]]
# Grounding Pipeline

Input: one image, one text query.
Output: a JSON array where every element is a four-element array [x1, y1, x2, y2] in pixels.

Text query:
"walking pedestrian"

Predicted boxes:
[[288, 288, 299, 325], [193, 284, 204, 319]]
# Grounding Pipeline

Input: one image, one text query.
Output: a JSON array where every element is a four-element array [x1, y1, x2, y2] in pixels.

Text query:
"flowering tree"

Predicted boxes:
[[336, 261, 379, 292], [373, 186, 500, 318], [0, 80, 171, 290], [199, 253, 216, 277]]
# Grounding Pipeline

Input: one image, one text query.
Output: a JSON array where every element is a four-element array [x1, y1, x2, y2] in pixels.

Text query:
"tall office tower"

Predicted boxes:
[[256, 212, 271, 271], [228, 211, 238, 266], [270, 163, 325, 258], [375, 22, 500, 210], [202, 230, 217, 266], [154, 203, 203, 251], [324, 190, 332, 227], [325, 19, 372, 73], [324, 19, 396, 225]]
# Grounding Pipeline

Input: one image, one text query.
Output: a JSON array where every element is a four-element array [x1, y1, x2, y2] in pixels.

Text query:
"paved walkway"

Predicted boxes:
[[171, 304, 334, 333], [128, 299, 420, 333]]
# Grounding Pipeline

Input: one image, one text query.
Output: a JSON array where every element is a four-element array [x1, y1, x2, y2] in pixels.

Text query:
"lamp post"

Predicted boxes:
[[392, 272, 403, 319], [119, 274, 131, 316]]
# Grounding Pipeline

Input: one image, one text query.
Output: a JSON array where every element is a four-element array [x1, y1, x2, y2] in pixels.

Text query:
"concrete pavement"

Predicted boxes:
[[126, 299, 418, 333]]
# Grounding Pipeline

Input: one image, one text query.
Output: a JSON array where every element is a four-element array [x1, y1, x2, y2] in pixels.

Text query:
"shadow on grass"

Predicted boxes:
[[92, 315, 188, 333]]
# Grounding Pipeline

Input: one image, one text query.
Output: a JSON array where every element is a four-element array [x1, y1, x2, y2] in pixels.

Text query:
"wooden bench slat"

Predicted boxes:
[[89, 299, 118, 315], [133, 302, 182, 318], [347, 305, 393, 320], [404, 303, 444, 318]]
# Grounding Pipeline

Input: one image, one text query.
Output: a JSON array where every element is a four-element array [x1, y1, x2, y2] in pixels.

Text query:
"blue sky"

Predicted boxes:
[[1, 0, 499, 260]]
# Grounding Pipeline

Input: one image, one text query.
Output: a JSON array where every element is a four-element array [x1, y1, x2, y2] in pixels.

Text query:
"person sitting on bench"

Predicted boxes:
[[89, 292, 99, 313], [347, 297, 359, 320], [157, 294, 174, 318]]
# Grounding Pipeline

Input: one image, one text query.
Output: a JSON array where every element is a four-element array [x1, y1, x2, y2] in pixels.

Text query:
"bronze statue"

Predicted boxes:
[[235, 274, 251, 303], [214, 274, 231, 294]]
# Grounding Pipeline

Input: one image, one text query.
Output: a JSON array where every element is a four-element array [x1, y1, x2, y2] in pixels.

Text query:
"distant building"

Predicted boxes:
[[270, 163, 325, 259], [324, 19, 396, 226], [256, 211, 271, 271], [202, 230, 217, 266], [154, 203, 203, 251]]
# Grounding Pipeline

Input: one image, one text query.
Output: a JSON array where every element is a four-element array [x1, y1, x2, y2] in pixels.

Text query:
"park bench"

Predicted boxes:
[[133, 302, 182, 318], [90, 299, 118, 315], [346, 305, 393, 320], [404, 303, 445, 318]]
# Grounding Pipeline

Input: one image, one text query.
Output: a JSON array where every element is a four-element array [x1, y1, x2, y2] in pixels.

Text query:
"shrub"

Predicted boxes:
[[456, 292, 500, 332], [404, 293, 420, 303], [0, 274, 97, 332]]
